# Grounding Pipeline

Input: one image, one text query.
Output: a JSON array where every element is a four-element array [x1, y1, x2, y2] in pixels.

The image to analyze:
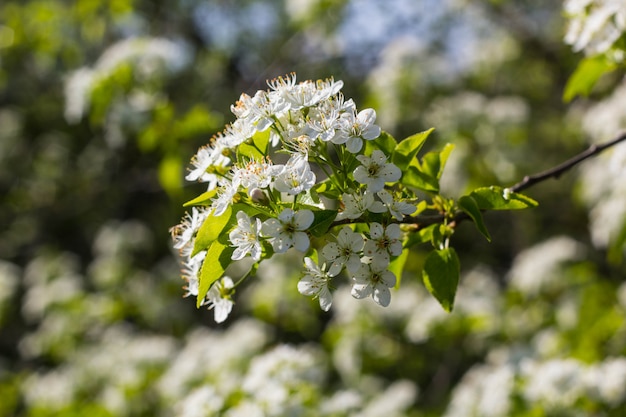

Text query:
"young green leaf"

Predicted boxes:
[[183, 190, 217, 207], [404, 224, 438, 248], [197, 240, 235, 308], [236, 129, 270, 161], [401, 165, 440, 193], [563, 56, 616, 103], [469, 186, 538, 210], [192, 205, 232, 256], [391, 128, 434, 170], [458, 195, 491, 241], [364, 130, 397, 156], [422, 247, 460, 312], [420, 143, 455, 180]]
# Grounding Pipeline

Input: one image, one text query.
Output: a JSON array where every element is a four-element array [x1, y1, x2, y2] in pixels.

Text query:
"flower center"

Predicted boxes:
[[368, 163, 381, 177]]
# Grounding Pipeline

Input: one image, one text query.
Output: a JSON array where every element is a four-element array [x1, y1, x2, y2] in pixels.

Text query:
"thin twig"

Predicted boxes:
[[402, 131, 626, 228], [509, 131, 626, 193]]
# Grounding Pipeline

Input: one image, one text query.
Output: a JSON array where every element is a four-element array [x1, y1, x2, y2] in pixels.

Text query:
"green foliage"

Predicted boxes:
[[458, 195, 491, 241], [197, 240, 234, 307], [563, 56, 617, 102], [309, 210, 338, 237], [391, 128, 434, 170], [422, 247, 460, 312], [469, 186, 538, 210], [183, 190, 218, 207], [193, 205, 232, 256]]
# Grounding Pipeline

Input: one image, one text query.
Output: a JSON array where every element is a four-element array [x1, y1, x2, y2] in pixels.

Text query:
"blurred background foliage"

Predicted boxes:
[[1, 0, 626, 416]]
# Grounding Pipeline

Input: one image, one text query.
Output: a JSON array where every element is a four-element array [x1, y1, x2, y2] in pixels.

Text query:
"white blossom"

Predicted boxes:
[[229, 212, 263, 261], [336, 190, 385, 220], [170, 207, 210, 251], [363, 223, 403, 266], [298, 257, 336, 311], [261, 208, 314, 253], [211, 180, 239, 217], [353, 150, 401, 192], [351, 261, 396, 307], [180, 250, 206, 297], [564, 0, 626, 57], [203, 276, 235, 323], [333, 108, 381, 153], [273, 155, 316, 195], [321, 226, 365, 275], [185, 143, 231, 190], [232, 158, 281, 190], [377, 190, 417, 220]]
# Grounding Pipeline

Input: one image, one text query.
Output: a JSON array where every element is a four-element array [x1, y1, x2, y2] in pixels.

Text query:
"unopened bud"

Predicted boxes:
[[249, 188, 269, 205]]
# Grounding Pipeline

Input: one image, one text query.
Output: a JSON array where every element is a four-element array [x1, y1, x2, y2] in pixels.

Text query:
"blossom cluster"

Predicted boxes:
[[171, 73, 416, 322], [564, 0, 626, 60]]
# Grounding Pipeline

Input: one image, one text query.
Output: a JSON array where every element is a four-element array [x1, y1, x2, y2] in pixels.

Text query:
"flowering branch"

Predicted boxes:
[[170, 74, 626, 323]]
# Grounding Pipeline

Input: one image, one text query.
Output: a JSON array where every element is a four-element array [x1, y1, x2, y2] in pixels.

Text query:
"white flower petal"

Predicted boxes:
[[351, 282, 372, 299], [278, 208, 295, 223], [294, 209, 314, 229], [346, 136, 363, 153], [262, 218, 283, 237], [372, 285, 391, 307], [318, 286, 333, 311], [322, 242, 340, 259], [298, 275, 318, 296], [293, 232, 310, 252], [369, 223, 384, 239]]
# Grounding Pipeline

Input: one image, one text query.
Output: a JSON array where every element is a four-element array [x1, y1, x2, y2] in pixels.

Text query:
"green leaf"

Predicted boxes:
[[405, 224, 438, 248], [365, 130, 397, 156], [392, 128, 434, 170], [422, 247, 460, 312], [192, 205, 232, 256], [309, 210, 338, 237], [401, 165, 440, 193], [237, 129, 270, 161], [563, 56, 616, 102], [420, 143, 455, 180], [469, 186, 538, 210], [313, 176, 341, 200], [458, 195, 491, 241], [389, 249, 409, 289], [183, 190, 217, 207], [197, 240, 234, 308]]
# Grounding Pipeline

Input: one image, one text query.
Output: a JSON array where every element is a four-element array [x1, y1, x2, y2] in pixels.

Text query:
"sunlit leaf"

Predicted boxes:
[[365, 130, 397, 156], [237, 129, 270, 161], [183, 190, 217, 207], [401, 165, 440, 193], [392, 128, 434, 170], [192, 205, 232, 256], [420, 143, 455, 180], [469, 186, 538, 210], [563, 56, 616, 102], [197, 240, 234, 308]]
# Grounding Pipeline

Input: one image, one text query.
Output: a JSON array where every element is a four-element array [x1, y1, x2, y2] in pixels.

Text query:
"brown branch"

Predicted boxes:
[[402, 131, 626, 228], [509, 131, 626, 193]]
